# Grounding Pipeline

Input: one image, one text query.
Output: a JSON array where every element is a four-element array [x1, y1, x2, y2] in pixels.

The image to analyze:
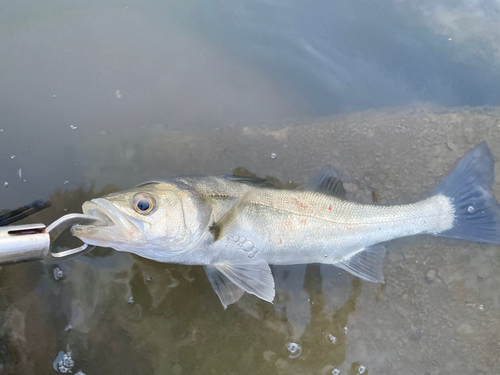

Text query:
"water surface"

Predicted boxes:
[[1, 1, 500, 374]]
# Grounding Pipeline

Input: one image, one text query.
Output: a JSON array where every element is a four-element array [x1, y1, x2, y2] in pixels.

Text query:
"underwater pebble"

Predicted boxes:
[[171, 363, 183, 375], [425, 268, 437, 283], [477, 265, 490, 279], [127, 295, 134, 304], [64, 181, 69, 185], [271, 152, 277, 159], [275, 358, 290, 370], [343, 326, 348, 335], [410, 324, 422, 341], [458, 323, 473, 336], [70, 125, 77, 130], [3, 182, 8, 188], [64, 325, 72, 332], [75, 371, 86, 375], [263, 350, 277, 362], [9, 154, 15, 159], [357, 364, 366, 373], [327, 334, 337, 344], [331, 369, 340, 375], [343, 182, 358, 194]]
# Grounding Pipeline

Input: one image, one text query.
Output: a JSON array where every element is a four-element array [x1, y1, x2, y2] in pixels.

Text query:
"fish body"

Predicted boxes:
[[72, 142, 500, 308]]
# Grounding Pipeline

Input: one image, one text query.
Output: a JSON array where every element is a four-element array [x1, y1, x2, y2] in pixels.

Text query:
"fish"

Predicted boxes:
[[72, 142, 500, 308]]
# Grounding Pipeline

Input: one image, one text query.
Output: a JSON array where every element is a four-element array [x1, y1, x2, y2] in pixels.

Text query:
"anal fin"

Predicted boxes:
[[335, 244, 386, 283]]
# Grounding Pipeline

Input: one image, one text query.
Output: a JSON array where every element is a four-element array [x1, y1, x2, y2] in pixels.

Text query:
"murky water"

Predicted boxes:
[[2, 1, 500, 374]]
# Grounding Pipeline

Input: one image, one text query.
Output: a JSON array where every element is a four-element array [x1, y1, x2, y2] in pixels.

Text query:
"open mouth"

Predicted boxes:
[[82, 200, 116, 227]]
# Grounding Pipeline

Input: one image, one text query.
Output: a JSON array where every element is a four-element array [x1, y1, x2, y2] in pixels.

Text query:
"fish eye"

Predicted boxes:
[[132, 193, 155, 214]]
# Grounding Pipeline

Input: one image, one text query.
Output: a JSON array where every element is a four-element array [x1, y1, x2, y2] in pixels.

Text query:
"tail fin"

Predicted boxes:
[[434, 142, 500, 243]]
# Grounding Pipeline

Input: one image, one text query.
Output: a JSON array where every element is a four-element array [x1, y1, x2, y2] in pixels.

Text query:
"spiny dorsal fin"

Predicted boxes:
[[305, 165, 346, 199], [210, 190, 256, 241], [335, 244, 386, 283]]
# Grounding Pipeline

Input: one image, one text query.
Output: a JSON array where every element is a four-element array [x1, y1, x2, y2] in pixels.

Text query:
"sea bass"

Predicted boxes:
[[72, 142, 500, 308]]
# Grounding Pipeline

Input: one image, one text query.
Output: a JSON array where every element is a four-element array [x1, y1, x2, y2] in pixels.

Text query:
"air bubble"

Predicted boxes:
[[271, 153, 277, 159], [3, 182, 8, 188], [332, 369, 340, 375], [327, 334, 337, 344], [53, 267, 64, 280], [468, 206, 474, 213], [232, 235, 240, 242], [357, 365, 366, 374], [285, 342, 302, 359], [239, 236, 246, 243], [53, 351, 74, 373], [75, 371, 87, 375]]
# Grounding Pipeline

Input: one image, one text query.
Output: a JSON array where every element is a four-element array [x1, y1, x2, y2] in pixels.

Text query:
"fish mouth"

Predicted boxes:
[[71, 198, 142, 245], [82, 200, 116, 227]]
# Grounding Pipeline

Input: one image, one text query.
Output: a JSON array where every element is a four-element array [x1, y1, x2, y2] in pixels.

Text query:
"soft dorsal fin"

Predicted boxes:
[[305, 165, 346, 199], [205, 265, 245, 309], [335, 244, 386, 283]]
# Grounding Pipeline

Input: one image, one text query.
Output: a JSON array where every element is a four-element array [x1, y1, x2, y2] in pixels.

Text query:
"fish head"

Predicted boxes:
[[71, 182, 212, 258]]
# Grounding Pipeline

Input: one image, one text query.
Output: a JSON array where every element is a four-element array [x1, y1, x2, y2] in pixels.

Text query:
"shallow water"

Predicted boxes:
[[2, 1, 500, 374]]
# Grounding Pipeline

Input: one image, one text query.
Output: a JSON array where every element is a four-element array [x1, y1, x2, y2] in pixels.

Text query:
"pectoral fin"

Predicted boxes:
[[209, 190, 257, 241], [205, 266, 245, 309], [335, 244, 386, 283], [215, 259, 275, 304]]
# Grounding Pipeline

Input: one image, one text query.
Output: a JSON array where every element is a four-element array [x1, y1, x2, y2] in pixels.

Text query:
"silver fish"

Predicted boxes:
[[72, 142, 500, 308]]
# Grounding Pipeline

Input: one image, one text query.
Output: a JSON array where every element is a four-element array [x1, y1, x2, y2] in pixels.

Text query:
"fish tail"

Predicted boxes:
[[434, 142, 500, 243]]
